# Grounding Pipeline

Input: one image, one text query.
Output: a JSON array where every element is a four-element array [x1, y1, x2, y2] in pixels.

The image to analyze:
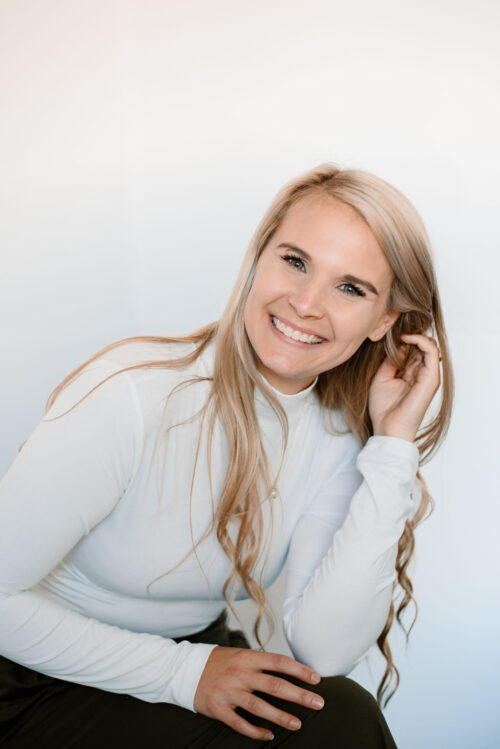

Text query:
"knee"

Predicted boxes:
[[309, 675, 396, 747], [263, 670, 380, 718], [318, 674, 379, 712]]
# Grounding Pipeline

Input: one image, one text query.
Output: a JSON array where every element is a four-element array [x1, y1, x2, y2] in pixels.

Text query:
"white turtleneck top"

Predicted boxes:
[[0, 338, 421, 713]]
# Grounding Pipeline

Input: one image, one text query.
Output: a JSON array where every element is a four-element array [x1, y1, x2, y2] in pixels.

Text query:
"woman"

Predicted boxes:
[[0, 163, 453, 747]]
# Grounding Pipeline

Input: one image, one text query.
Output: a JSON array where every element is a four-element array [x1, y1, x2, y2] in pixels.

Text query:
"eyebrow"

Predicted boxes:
[[276, 242, 380, 295]]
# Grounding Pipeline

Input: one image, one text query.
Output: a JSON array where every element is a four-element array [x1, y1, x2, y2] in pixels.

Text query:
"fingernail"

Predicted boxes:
[[312, 697, 324, 708], [265, 732, 274, 740], [310, 672, 320, 683]]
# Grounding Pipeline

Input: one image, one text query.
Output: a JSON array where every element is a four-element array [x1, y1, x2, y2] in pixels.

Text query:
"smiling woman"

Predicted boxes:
[[0, 163, 453, 747], [243, 195, 401, 394]]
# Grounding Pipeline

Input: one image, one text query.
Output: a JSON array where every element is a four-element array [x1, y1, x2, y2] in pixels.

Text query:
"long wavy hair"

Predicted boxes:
[[41, 163, 453, 708]]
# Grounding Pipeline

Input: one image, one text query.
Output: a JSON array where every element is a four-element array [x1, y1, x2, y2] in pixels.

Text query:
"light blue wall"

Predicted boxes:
[[1, 2, 498, 746]]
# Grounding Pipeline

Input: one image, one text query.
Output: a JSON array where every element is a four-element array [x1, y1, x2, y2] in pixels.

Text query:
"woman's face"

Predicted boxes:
[[243, 195, 400, 394]]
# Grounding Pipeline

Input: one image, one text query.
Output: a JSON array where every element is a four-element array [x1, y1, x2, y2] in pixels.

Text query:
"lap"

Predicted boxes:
[[0, 661, 397, 748], [0, 611, 397, 747]]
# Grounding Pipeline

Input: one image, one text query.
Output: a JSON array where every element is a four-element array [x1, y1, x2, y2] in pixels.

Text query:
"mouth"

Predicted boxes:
[[269, 314, 327, 345]]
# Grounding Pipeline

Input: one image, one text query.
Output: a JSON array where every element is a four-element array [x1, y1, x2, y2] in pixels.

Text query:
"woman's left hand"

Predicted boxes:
[[368, 333, 441, 443]]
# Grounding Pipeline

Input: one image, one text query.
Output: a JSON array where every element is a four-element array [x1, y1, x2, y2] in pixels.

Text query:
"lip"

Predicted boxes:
[[270, 314, 327, 341], [268, 314, 327, 345]]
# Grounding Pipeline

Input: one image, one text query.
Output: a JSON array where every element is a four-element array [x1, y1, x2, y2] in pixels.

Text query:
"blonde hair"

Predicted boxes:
[[42, 163, 454, 709]]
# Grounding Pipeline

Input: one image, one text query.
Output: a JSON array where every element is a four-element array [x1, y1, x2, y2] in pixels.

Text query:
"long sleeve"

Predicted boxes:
[[0, 360, 216, 712], [282, 434, 420, 675]]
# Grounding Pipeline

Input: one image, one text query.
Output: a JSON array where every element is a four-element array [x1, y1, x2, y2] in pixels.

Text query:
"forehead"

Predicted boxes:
[[279, 195, 375, 247], [274, 195, 393, 284]]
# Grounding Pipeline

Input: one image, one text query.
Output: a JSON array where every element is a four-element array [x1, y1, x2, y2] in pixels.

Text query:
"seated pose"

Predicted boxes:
[[0, 163, 453, 747]]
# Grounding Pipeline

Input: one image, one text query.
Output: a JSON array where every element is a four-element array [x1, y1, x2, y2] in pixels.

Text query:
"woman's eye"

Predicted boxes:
[[282, 254, 305, 271], [281, 254, 366, 297], [339, 283, 365, 297]]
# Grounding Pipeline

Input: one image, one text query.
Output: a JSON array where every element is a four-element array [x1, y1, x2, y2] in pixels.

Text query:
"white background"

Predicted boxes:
[[1, 1, 499, 746]]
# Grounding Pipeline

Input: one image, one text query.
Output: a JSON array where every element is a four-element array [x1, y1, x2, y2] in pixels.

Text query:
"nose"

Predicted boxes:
[[288, 279, 325, 319]]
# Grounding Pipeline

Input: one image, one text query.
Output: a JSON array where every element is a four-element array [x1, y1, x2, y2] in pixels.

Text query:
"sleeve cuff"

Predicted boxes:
[[160, 641, 218, 713], [360, 435, 420, 472]]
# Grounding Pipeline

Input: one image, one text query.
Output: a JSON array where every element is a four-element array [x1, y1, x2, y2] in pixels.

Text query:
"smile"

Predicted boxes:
[[270, 315, 326, 344]]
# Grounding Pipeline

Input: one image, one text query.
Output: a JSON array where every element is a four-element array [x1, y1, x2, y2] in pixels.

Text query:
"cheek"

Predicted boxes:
[[331, 307, 369, 329], [329, 311, 376, 346], [243, 289, 263, 340], [247, 272, 276, 312], [244, 287, 260, 323]]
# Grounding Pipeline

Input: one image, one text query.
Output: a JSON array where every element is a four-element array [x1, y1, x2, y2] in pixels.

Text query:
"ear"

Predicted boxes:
[[367, 309, 400, 342]]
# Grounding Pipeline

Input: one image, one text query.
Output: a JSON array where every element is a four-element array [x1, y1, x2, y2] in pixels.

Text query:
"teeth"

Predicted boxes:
[[272, 316, 323, 344]]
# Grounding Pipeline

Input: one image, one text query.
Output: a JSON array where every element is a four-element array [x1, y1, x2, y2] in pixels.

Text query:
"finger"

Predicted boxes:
[[400, 333, 440, 359], [399, 353, 424, 386], [375, 355, 398, 380], [400, 334, 441, 375], [220, 706, 274, 742], [239, 691, 303, 733], [252, 672, 325, 711], [247, 651, 320, 685]]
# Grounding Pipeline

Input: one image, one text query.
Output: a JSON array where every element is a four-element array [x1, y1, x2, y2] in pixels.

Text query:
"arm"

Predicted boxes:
[[0, 360, 216, 712], [282, 434, 420, 675]]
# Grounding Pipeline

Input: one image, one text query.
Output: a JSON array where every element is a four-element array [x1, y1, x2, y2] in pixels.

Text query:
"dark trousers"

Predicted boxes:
[[0, 610, 398, 747]]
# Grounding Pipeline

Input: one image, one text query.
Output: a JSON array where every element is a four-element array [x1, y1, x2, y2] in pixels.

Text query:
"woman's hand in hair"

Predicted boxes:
[[368, 332, 441, 443], [193, 646, 324, 741]]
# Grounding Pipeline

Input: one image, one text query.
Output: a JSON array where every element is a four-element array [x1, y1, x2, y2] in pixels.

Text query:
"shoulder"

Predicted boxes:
[[45, 338, 205, 422], [94, 338, 200, 370]]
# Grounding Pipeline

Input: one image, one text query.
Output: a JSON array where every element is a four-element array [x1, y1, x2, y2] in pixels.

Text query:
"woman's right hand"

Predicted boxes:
[[193, 646, 325, 741]]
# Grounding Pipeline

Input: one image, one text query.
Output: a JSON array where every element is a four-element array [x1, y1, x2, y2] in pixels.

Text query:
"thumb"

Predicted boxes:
[[372, 355, 398, 383]]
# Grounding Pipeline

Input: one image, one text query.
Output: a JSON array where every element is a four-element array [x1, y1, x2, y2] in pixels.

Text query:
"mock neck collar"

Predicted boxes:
[[198, 336, 318, 419], [254, 371, 318, 419]]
